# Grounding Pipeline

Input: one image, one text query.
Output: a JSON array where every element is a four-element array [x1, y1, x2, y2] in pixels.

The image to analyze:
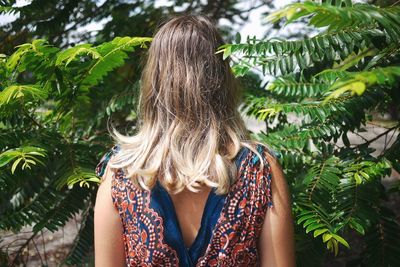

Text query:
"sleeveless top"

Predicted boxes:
[[95, 144, 277, 267]]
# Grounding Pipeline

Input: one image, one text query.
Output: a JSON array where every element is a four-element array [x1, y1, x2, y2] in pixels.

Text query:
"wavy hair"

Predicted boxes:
[[107, 13, 265, 195]]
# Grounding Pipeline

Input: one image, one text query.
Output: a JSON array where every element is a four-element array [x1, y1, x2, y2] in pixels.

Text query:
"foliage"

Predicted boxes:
[[1, 1, 277, 264], [0, 36, 151, 265], [219, 0, 400, 265], [0, 0, 272, 53]]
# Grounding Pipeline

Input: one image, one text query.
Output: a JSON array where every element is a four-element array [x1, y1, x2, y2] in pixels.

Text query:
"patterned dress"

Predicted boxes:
[[95, 144, 277, 267]]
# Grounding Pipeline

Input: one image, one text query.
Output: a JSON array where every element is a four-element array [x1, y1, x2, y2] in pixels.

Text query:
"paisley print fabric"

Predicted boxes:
[[95, 144, 276, 266]]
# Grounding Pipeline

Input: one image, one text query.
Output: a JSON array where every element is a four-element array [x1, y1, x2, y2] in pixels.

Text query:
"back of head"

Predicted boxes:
[[142, 13, 240, 128], [109, 13, 254, 195]]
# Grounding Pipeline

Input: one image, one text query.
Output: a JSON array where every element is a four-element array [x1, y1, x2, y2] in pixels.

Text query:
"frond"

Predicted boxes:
[[55, 43, 101, 67], [81, 36, 152, 87], [222, 27, 384, 77], [62, 205, 94, 265], [323, 66, 400, 101], [0, 84, 48, 106], [361, 208, 400, 266], [267, 2, 400, 42]]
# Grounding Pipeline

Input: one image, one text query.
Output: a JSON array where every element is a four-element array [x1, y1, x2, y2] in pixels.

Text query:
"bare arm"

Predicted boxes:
[[259, 153, 296, 267], [94, 162, 126, 267]]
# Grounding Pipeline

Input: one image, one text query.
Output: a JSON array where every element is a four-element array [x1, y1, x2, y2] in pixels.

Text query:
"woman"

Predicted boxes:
[[94, 13, 295, 267]]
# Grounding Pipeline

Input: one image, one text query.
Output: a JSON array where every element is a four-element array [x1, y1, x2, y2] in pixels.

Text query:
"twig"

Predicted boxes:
[[379, 129, 398, 157], [41, 230, 48, 265], [353, 131, 369, 142], [10, 232, 38, 266], [31, 238, 44, 266], [23, 109, 42, 129], [367, 120, 398, 129], [391, 0, 400, 6], [362, 125, 399, 147]]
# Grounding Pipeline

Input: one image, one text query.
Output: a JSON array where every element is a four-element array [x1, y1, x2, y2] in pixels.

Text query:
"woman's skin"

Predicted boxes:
[[94, 151, 296, 267], [94, 163, 126, 267], [258, 152, 296, 267]]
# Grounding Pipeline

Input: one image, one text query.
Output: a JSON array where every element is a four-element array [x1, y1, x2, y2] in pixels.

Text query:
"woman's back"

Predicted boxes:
[[94, 13, 295, 267], [95, 143, 275, 266]]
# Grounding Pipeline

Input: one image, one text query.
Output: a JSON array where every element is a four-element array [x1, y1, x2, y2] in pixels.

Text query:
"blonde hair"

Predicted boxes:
[[107, 13, 266, 195]]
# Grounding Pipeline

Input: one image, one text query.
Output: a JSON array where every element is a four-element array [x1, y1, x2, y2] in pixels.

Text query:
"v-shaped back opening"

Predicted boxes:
[[151, 146, 249, 263], [155, 180, 215, 250]]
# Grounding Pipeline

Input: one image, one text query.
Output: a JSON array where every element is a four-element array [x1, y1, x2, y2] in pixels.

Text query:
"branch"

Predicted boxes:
[[10, 232, 38, 266], [359, 125, 399, 147]]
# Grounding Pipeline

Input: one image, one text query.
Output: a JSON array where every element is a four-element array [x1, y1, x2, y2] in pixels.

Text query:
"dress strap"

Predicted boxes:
[[243, 143, 275, 208], [95, 144, 121, 178], [257, 143, 275, 208], [252, 143, 280, 164]]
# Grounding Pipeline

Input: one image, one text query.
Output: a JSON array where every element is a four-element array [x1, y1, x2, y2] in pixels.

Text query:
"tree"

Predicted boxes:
[[0, 0, 275, 265], [220, 0, 400, 266], [0, 36, 153, 265], [0, 0, 272, 52]]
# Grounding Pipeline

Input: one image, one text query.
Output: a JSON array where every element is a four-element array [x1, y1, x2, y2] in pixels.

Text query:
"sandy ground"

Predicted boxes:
[[1, 214, 83, 266]]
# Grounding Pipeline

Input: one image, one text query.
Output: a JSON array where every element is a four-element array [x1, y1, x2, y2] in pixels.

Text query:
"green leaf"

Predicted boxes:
[[223, 45, 232, 60], [349, 219, 365, 235], [322, 233, 333, 243], [331, 233, 350, 248], [306, 223, 325, 233], [11, 157, 23, 174], [81, 37, 152, 87], [314, 228, 329, 237], [354, 172, 362, 185], [235, 32, 241, 44], [0, 84, 48, 105], [0, 153, 18, 167], [56, 44, 101, 67]]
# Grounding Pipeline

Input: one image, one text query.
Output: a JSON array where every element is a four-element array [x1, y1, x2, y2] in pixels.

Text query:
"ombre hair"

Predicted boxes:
[[107, 13, 267, 195]]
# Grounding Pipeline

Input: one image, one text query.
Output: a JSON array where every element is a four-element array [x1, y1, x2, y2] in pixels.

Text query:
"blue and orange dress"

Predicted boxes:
[[95, 143, 277, 266]]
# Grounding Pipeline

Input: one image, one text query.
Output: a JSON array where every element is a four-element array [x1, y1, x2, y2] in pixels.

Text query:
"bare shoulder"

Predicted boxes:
[[261, 146, 288, 199], [94, 153, 126, 267], [256, 143, 280, 166], [249, 143, 282, 175], [257, 143, 296, 267], [95, 159, 115, 208], [253, 143, 290, 206]]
